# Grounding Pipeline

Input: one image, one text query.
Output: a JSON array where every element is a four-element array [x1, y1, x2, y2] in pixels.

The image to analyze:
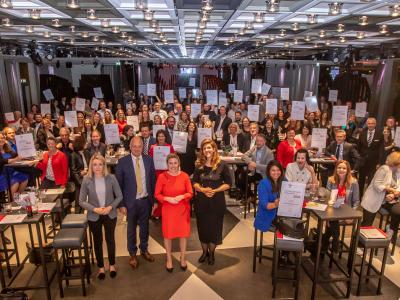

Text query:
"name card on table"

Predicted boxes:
[[355, 102, 367, 118], [304, 91, 313, 100], [305, 96, 318, 112], [76, 98, 86, 112], [93, 87, 103, 99], [311, 128, 328, 150], [147, 83, 156, 96], [127, 116, 140, 132], [265, 98, 278, 115], [172, 131, 188, 153], [290, 101, 305, 121], [42, 89, 54, 101], [394, 127, 400, 147], [262, 83, 271, 95], [248, 105, 260, 122], [153, 146, 170, 170], [164, 90, 174, 104], [328, 89, 338, 102], [104, 124, 120, 144], [152, 125, 165, 138], [218, 92, 227, 108], [40, 103, 51, 116], [234, 90, 243, 103], [332, 106, 348, 127], [206, 90, 218, 105], [64, 111, 78, 128], [197, 127, 213, 148], [139, 84, 147, 96], [277, 181, 306, 218], [189, 77, 196, 87], [91, 98, 100, 110], [179, 88, 186, 99], [191, 104, 201, 119], [280, 88, 290, 100], [251, 79, 262, 94], [15, 133, 36, 158], [228, 84, 235, 94]]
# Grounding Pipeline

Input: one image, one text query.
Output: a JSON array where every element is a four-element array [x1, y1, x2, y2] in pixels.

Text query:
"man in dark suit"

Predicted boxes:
[[357, 117, 383, 196], [214, 106, 232, 137], [164, 116, 176, 144], [140, 122, 156, 155], [116, 136, 156, 269], [222, 122, 246, 153]]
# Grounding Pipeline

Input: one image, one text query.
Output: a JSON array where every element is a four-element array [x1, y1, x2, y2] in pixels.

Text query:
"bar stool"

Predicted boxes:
[[53, 228, 90, 297], [47, 198, 71, 239], [338, 220, 356, 259], [377, 208, 390, 231], [355, 227, 390, 296], [252, 226, 274, 272], [272, 231, 303, 300]]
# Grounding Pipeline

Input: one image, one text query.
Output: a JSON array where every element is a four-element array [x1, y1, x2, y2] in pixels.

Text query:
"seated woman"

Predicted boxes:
[[285, 149, 318, 188], [121, 125, 135, 151], [276, 128, 302, 169], [322, 160, 359, 253], [361, 151, 400, 239]]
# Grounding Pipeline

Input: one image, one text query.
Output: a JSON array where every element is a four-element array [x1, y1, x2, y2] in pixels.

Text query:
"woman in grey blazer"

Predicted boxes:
[[79, 154, 123, 280]]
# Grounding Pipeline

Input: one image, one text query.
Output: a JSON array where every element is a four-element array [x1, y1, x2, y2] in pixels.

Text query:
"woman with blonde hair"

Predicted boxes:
[[79, 154, 123, 279], [114, 109, 127, 134], [192, 139, 231, 265]]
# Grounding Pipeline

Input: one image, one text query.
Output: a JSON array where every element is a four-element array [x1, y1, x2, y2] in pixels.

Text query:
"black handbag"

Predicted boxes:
[[278, 218, 306, 239], [0, 289, 28, 300]]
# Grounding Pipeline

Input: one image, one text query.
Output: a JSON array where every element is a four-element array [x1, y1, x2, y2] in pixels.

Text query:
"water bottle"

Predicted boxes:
[[26, 198, 33, 218]]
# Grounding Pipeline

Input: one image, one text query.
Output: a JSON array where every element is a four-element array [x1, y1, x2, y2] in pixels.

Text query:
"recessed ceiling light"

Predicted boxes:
[[325, 40, 331, 46], [29, 9, 41, 20], [254, 12, 264, 23], [308, 14, 317, 24], [101, 39, 106, 45], [70, 39, 75, 45], [379, 24, 388, 34], [111, 26, 120, 33], [1, 18, 12, 27], [337, 23, 345, 32], [201, 12, 209, 22], [292, 22, 299, 31], [280, 29, 286, 37], [26, 25, 34, 33], [329, 2, 343, 15], [144, 10, 154, 21], [44, 31, 51, 38], [87, 9, 97, 20], [52, 19, 62, 27], [58, 36, 64, 42], [356, 31, 365, 39], [101, 19, 110, 28], [81, 31, 89, 38], [359, 16, 368, 26], [390, 5, 400, 17], [0, 0, 11, 8], [67, 0, 79, 9], [319, 30, 326, 38], [266, 0, 279, 13], [199, 21, 206, 29]]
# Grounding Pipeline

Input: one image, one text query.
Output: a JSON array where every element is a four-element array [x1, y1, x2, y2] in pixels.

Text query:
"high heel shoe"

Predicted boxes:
[[198, 252, 209, 263], [208, 252, 215, 265], [166, 262, 174, 273], [97, 271, 106, 280], [180, 258, 187, 271]]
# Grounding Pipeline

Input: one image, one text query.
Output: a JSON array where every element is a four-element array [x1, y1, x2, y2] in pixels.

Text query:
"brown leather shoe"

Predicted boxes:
[[141, 251, 155, 262], [129, 255, 139, 269]]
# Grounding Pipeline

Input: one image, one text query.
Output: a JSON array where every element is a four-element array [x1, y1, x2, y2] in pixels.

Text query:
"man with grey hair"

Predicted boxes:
[[222, 122, 246, 153]]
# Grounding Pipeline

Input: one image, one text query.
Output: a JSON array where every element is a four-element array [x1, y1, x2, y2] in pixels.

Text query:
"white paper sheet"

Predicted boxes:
[[91, 98, 100, 110], [290, 101, 305, 120], [305, 96, 318, 112], [218, 92, 227, 108], [190, 104, 201, 119], [164, 90, 174, 104], [93, 87, 103, 98], [0, 214, 27, 224], [76, 98, 86, 111], [311, 128, 327, 149], [251, 79, 262, 94], [139, 84, 147, 96], [15, 134, 36, 158], [40, 103, 51, 115], [64, 111, 78, 128], [355, 102, 367, 118], [179, 88, 186, 99], [234, 90, 243, 103], [152, 125, 165, 138], [280, 88, 290, 100], [228, 84, 235, 94], [328, 89, 338, 102], [262, 83, 271, 95], [147, 83, 156, 96], [189, 77, 196, 87], [172, 131, 188, 153], [265, 99, 277, 115], [127, 116, 140, 132], [153, 146, 170, 170], [104, 124, 120, 144], [277, 181, 306, 218], [206, 90, 218, 105], [332, 106, 348, 126], [197, 128, 213, 148], [38, 202, 56, 213], [394, 126, 400, 147], [247, 105, 260, 122], [4, 112, 14, 122], [42, 89, 54, 101]]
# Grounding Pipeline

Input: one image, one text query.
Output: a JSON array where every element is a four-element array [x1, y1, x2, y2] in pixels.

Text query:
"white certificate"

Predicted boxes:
[[218, 92, 227, 108], [191, 104, 201, 119], [277, 181, 306, 218], [153, 146, 170, 170], [172, 131, 188, 153], [147, 83, 156, 96], [251, 79, 262, 94], [355, 102, 367, 118], [139, 84, 147, 96], [76, 98, 86, 111], [42, 89, 54, 101], [234, 90, 243, 103], [64, 111, 78, 128], [332, 106, 348, 126], [248, 105, 260, 122], [4, 112, 14, 122], [189, 77, 196, 87], [305, 96, 318, 112], [328, 89, 338, 102], [290, 101, 305, 120], [394, 127, 400, 147], [179, 88, 186, 99], [311, 128, 327, 149], [127, 116, 139, 132], [104, 124, 120, 144], [228, 84, 235, 94], [91, 98, 100, 110], [280, 88, 290, 100], [192, 88, 200, 98], [303, 91, 313, 100], [152, 125, 165, 138], [197, 127, 212, 148], [15, 134, 36, 158], [93, 87, 103, 99], [164, 90, 174, 104], [40, 103, 51, 115], [206, 90, 218, 105], [262, 83, 271, 95], [265, 99, 277, 115]]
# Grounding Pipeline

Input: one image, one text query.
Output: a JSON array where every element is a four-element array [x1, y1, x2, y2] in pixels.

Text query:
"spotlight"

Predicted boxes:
[[307, 14, 317, 24], [52, 19, 62, 27], [329, 2, 343, 15], [254, 12, 264, 23], [359, 16, 368, 26], [87, 9, 97, 20], [144, 10, 154, 21], [101, 19, 110, 28], [1, 18, 12, 26], [379, 24, 388, 34], [0, 0, 12, 8], [29, 9, 41, 20], [67, 0, 79, 9], [266, 0, 279, 13], [337, 24, 345, 32]]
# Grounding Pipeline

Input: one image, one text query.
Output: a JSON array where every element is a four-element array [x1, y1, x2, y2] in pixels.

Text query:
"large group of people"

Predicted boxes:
[[1, 91, 400, 281]]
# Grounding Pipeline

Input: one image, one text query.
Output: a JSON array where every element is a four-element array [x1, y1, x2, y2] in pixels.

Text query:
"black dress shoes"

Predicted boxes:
[[198, 252, 209, 263], [208, 252, 215, 265]]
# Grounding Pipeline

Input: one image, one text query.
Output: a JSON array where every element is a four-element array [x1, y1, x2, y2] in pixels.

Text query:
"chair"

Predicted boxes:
[[252, 226, 275, 272]]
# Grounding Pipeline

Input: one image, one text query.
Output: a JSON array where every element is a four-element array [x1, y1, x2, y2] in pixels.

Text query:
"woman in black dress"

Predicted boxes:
[[193, 139, 231, 265], [179, 121, 197, 176]]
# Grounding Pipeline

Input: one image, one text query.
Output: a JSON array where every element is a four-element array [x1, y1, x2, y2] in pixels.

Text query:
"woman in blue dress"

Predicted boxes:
[[0, 132, 29, 197]]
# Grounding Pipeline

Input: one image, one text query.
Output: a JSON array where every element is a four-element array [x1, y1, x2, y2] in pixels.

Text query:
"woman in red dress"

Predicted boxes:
[[276, 127, 302, 168], [155, 153, 193, 273], [114, 109, 127, 134]]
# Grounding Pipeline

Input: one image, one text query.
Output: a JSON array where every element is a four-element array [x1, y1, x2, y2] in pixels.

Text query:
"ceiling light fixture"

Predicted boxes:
[[245, 21, 253, 30], [29, 9, 41, 20], [101, 18, 110, 28], [319, 29, 326, 38], [121, 31, 128, 38], [390, 5, 400, 17], [93, 35, 99, 42], [328, 2, 343, 15], [280, 28, 286, 37], [359, 16, 368, 26], [144, 10, 154, 21], [66, 0, 79, 9], [266, 0, 280, 13], [325, 40, 331, 46], [25, 25, 34, 33], [58, 36, 64, 42], [307, 14, 317, 24], [81, 31, 89, 38], [202, 0, 213, 12], [101, 39, 106, 45], [44, 31, 51, 38], [238, 28, 245, 35], [111, 26, 120, 33], [70, 39, 75, 45], [201, 12, 209, 22], [356, 31, 365, 39], [339, 36, 346, 43], [293, 39, 298, 45], [150, 19, 158, 28], [199, 21, 206, 29], [87, 9, 97, 20], [1, 18, 12, 27], [70, 25, 75, 33], [155, 26, 162, 34], [379, 24, 388, 34], [292, 22, 299, 31], [0, 0, 12, 8], [337, 23, 344, 32], [254, 12, 264, 23], [304, 35, 311, 42]]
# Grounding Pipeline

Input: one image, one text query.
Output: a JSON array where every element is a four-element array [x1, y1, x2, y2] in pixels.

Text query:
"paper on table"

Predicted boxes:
[[228, 84, 235, 94], [76, 97, 86, 111], [64, 111, 78, 128], [233, 90, 243, 103], [4, 112, 14, 122], [197, 127, 213, 148], [247, 105, 260, 122], [332, 106, 348, 126], [40, 103, 51, 115], [290, 101, 305, 120], [93, 87, 103, 99], [15, 133, 36, 158], [265, 99, 277, 114], [152, 125, 165, 138], [277, 181, 306, 218], [104, 124, 120, 144], [127, 116, 139, 132], [0, 214, 27, 224], [164, 90, 174, 104], [38, 202, 56, 213], [153, 146, 170, 170], [328, 89, 338, 102], [45, 188, 65, 195], [251, 79, 262, 94], [206, 90, 218, 105], [190, 104, 201, 119], [360, 228, 387, 239], [172, 131, 188, 153], [355, 102, 367, 118], [147, 83, 156, 96], [42, 89, 54, 101], [305, 202, 327, 211]]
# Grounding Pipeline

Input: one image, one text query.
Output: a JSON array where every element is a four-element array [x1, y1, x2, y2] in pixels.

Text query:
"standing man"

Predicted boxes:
[[164, 116, 176, 144], [140, 122, 156, 156], [116, 137, 156, 269], [358, 117, 383, 196], [214, 106, 232, 137]]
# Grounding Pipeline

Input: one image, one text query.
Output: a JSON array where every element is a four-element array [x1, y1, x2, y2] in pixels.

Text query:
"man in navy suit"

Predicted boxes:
[[116, 136, 156, 269], [140, 122, 156, 155]]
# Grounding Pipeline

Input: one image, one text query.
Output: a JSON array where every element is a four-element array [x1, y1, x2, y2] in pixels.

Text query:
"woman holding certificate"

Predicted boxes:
[[154, 153, 193, 272], [193, 139, 231, 265]]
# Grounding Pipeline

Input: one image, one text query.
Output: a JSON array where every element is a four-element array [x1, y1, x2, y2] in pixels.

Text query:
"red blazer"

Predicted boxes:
[[276, 139, 302, 169], [36, 150, 69, 186], [114, 120, 127, 134]]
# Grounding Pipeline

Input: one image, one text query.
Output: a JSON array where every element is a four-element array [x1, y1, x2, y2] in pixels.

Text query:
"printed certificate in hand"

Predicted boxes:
[[4, 112, 14, 122], [266, 99, 277, 114], [305, 96, 318, 112], [311, 128, 327, 149], [247, 105, 260, 122], [91, 98, 100, 110], [139, 84, 147, 96], [394, 127, 400, 147], [164, 90, 174, 104], [277, 181, 306, 218], [191, 104, 201, 119], [228, 84, 235, 94], [197, 128, 212, 148], [147, 83, 156, 96], [42, 89, 54, 101], [290, 101, 305, 120], [280, 88, 290, 100], [189, 77, 196, 87], [206, 90, 218, 105], [153, 146, 170, 170], [262, 83, 271, 95], [127, 116, 139, 132], [328, 89, 338, 102], [76, 98, 86, 111], [234, 90, 243, 103], [219, 92, 227, 108], [172, 131, 188, 153], [355, 102, 367, 118], [152, 125, 165, 138], [332, 106, 348, 126], [251, 79, 262, 94], [40, 103, 51, 115], [303, 91, 313, 99], [179, 88, 186, 99], [64, 111, 78, 128], [104, 124, 120, 144], [93, 87, 103, 99], [15, 133, 36, 158]]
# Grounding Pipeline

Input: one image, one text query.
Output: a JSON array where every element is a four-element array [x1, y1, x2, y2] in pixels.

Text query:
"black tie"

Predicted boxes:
[[335, 144, 340, 160]]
